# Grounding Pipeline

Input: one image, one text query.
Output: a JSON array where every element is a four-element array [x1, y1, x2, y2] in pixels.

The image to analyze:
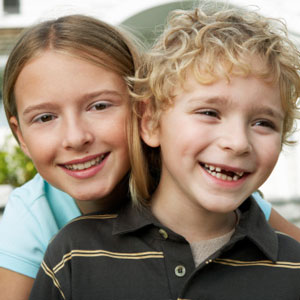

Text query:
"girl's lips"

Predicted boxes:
[[59, 153, 110, 179], [61, 153, 108, 165], [62, 153, 108, 171]]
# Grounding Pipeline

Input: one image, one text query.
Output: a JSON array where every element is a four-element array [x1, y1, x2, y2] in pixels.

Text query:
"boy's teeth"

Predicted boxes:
[[203, 163, 244, 181], [65, 155, 105, 171]]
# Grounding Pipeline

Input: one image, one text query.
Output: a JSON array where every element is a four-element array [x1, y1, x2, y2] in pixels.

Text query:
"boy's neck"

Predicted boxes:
[[150, 189, 237, 244]]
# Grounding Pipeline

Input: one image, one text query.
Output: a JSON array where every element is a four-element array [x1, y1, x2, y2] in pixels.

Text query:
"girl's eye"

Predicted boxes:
[[33, 114, 56, 123], [90, 102, 111, 111]]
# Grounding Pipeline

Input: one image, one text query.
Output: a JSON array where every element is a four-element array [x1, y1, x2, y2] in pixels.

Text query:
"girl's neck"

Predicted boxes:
[[75, 176, 129, 214], [150, 188, 237, 244]]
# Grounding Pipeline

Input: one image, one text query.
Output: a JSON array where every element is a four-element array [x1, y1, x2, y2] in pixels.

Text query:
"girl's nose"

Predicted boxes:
[[62, 118, 94, 150]]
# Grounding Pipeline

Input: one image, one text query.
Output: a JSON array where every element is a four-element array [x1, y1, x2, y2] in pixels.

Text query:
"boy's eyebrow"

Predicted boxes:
[[22, 90, 124, 116], [187, 96, 229, 108], [188, 96, 284, 120], [250, 106, 285, 121]]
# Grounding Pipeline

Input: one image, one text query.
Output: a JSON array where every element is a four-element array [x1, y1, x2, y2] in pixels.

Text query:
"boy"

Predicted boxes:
[[30, 6, 300, 299]]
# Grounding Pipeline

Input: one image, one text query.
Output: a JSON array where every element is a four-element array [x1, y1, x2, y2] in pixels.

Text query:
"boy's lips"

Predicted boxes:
[[200, 162, 249, 182], [60, 153, 109, 171]]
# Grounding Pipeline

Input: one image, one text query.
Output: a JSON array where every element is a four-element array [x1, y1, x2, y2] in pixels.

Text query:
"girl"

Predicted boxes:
[[0, 14, 139, 300]]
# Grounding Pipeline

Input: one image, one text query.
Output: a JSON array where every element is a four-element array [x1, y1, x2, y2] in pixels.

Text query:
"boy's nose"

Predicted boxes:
[[218, 123, 252, 156], [62, 119, 94, 150]]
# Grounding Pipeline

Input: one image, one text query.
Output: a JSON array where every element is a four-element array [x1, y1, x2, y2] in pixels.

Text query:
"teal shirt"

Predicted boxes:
[[0, 174, 80, 278], [0, 174, 271, 279], [252, 190, 271, 220]]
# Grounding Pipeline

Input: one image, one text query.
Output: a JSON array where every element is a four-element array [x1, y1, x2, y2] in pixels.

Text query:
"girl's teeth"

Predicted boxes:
[[65, 155, 105, 171]]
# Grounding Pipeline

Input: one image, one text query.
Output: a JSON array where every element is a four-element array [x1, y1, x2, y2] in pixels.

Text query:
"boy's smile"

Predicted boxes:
[[142, 70, 284, 223], [200, 162, 248, 182], [11, 51, 130, 211]]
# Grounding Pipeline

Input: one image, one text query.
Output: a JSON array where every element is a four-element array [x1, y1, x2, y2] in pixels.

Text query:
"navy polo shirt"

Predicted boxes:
[[30, 197, 300, 300]]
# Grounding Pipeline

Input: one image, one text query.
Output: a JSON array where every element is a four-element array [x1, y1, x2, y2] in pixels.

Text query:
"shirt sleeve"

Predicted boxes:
[[252, 191, 272, 221], [0, 189, 59, 278], [0, 173, 81, 278]]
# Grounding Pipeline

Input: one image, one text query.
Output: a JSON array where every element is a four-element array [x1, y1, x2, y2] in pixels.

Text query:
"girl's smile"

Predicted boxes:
[[11, 51, 131, 207]]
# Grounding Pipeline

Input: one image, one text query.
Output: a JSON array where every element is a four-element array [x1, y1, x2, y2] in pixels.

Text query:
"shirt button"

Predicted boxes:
[[175, 265, 186, 277], [158, 229, 168, 239]]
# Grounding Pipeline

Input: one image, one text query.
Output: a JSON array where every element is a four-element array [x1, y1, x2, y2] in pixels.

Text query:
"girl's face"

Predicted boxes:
[[11, 51, 130, 210]]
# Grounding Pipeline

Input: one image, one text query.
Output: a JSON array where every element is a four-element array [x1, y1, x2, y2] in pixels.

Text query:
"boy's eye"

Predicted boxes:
[[33, 114, 56, 123], [253, 119, 276, 130], [90, 101, 111, 111], [196, 109, 219, 118]]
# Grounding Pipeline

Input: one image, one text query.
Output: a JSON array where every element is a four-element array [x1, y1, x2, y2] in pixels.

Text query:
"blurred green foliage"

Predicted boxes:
[[1, 68, 36, 186], [0, 68, 3, 98], [0, 134, 37, 187]]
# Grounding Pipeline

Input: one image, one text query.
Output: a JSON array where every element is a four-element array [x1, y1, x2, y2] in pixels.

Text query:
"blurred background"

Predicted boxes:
[[1, 0, 300, 224]]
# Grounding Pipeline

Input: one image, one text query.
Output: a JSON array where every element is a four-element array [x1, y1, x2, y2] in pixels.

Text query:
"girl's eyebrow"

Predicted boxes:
[[81, 90, 124, 101], [23, 103, 57, 116], [22, 90, 125, 116]]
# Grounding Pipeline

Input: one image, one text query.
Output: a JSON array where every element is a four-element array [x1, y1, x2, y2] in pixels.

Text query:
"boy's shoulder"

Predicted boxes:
[[236, 198, 300, 263], [275, 231, 300, 261], [48, 211, 119, 245]]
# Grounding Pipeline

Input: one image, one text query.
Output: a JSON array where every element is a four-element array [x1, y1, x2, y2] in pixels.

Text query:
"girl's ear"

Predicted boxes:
[[9, 116, 32, 159], [140, 102, 160, 148]]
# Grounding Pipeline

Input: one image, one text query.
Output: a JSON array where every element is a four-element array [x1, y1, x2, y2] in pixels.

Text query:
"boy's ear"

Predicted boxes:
[[140, 102, 160, 148], [9, 116, 32, 159]]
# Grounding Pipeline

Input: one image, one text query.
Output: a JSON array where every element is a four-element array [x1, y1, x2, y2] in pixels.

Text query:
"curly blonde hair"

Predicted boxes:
[[129, 5, 300, 205]]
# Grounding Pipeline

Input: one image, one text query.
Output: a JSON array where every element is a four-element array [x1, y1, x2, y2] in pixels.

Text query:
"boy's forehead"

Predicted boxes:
[[172, 69, 281, 106], [173, 55, 274, 93]]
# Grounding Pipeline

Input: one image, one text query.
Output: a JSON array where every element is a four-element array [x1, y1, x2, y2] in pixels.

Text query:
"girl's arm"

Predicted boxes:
[[0, 268, 34, 300], [269, 208, 300, 242]]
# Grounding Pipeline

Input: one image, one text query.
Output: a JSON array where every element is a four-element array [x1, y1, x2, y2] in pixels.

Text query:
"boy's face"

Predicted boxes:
[[142, 72, 283, 214], [11, 51, 130, 206]]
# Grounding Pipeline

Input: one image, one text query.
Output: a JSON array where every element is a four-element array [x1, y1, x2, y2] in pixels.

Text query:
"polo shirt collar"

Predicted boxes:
[[113, 197, 279, 262], [113, 202, 154, 235], [230, 197, 278, 262]]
